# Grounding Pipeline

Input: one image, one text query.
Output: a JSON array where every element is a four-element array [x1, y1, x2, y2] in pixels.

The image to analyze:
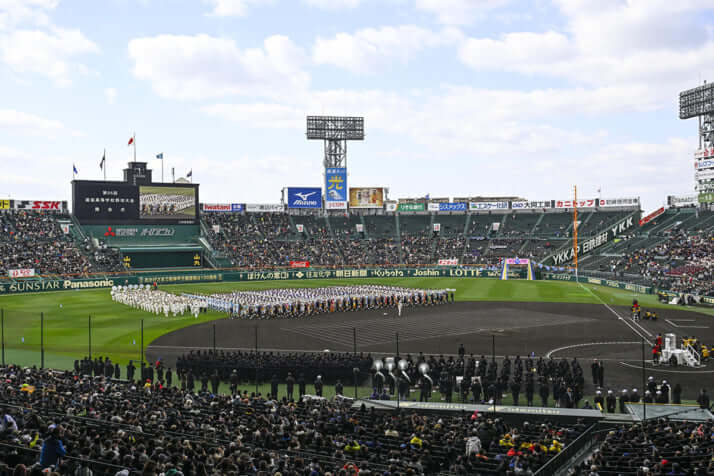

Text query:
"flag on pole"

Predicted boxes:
[[73, 164, 78, 175], [100, 151, 105, 170], [128, 136, 134, 146], [187, 169, 192, 177], [156, 153, 163, 159]]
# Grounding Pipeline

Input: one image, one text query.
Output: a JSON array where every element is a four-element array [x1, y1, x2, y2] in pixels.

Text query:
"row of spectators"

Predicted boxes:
[[0, 364, 590, 475], [0, 211, 123, 276], [603, 229, 714, 296]]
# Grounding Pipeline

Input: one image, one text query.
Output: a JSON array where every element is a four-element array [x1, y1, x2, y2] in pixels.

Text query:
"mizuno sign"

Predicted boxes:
[[287, 187, 322, 209]]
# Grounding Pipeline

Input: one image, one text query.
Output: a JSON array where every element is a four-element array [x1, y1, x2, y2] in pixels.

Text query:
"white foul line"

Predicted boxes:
[[578, 283, 653, 345]]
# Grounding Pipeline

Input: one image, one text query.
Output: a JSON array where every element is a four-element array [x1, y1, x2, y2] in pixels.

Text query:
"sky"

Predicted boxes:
[[1, 0, 713, 212]]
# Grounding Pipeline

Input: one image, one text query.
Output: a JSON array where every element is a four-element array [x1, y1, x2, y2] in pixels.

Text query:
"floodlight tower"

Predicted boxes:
[[306, 115, 364, 168], [680, 82, 714, 206], [679, 81, 714, 149]]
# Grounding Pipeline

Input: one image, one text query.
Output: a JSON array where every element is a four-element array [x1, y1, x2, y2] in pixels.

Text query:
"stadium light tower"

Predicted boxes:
[[306, 116, 364, 168], [680, 81, 714, 149]]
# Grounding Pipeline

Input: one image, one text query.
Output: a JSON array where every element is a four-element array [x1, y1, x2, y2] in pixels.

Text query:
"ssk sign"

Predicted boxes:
[[14, 200, 64, 210]]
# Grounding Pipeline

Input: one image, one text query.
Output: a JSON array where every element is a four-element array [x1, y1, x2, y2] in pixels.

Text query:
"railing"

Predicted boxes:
[[685, 344, 701, 366], [534, 423, 598, 476]]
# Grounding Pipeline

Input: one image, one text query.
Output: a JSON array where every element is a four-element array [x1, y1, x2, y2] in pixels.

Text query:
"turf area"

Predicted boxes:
[[0, 277, 711, 369]]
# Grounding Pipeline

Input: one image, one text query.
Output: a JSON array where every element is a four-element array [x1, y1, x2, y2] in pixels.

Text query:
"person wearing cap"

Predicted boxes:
[[647, 376, 657, 395], [594, 391, 604, 411], [643, 390, 653, 403], [630, 388, 640, 403], [660, 380, 670, 403], [619, 389, 629, 413]]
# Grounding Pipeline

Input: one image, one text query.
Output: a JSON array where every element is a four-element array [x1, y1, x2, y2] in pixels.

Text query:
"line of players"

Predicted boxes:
[[186, 285, 454, 319], [111, 285, 206, 318], [140, 193, 193, 216]]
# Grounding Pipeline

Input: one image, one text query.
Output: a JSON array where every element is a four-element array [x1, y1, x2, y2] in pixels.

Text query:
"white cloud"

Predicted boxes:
[[0, 0, 57, 29], [0, 108, 75, 135], [314, 25, 462, 73], [204, 0, 274, 16], [304, 0, 361, 9], [0, 2, 99, 84], [414, 0, 509, 25], [128, 34, 309, 100], [202, 103, 304, 128], [104, 87, 117, 105]]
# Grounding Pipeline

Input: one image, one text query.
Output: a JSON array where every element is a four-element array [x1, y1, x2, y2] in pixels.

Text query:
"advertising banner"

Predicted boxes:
[[695, 159, 714, 170], [348, 187, 383, 208], [696, 169, 714, 180], [469, 201, 508, 210], [13, 200, 67, 211], [598, 198, 640, 208], [433, 223, 441, 232], [438, 202, 467, 212], [428, 203, 440, 211], [246, 203, 284, 213], [212, 225, 220, 234], [231, 203, 244, 212], [296, 224, 304, 233], [325, 167, 347, 210], [355, 223, 364, 233], [8, 269, 35, 278], [699, 192, 714, 204], [289, 261, 310, 268], [511, 201, 529, 209], [639, 207, 665, 226], [60, 224, 70, 234], [667, 195, 698, 207], [695, 148, 714, 160], [0, 199, 10, 210], [437, 258, 458, 265], [550, 215, 636, 265], [504, 258, 530, 265], [554, 199, 596, 209], [385, 202, 397, 212], [397, 203, 425, 212], [202, 203, 231, 212], [287, 187, 322, 209]]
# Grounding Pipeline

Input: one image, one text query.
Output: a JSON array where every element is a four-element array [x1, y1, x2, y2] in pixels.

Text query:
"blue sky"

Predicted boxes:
[[1, 0, 713, 211]]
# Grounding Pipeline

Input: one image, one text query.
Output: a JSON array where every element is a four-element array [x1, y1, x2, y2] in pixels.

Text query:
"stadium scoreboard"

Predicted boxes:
[[72, 180, 199, 225]]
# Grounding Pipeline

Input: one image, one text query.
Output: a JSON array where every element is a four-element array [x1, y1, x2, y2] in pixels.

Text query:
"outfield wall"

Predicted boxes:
[[2, 268, 711, 307], [0, 267, 503, 295]]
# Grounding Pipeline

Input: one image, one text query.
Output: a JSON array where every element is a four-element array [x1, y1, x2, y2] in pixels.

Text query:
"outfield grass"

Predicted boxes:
[[0, 278, 711, 369]]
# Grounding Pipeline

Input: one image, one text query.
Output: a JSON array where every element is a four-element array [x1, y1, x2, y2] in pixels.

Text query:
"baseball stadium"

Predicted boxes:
[[2, 3, 714, 475]]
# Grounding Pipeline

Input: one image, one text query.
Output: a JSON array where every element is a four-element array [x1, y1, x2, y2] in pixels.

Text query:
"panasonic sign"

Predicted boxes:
[[287, 187, 322, 209]]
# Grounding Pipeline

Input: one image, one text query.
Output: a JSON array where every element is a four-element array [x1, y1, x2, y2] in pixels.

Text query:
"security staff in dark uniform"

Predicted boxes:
[[211, 371, 220, 394], [419, 375, 432, 402], [606, 390, 616, 413], [166, 368, 173, 387], [539, 379, 549, 407], [270, 374, 279, 399], [619, 389, 628, 413], [525, 375, 534, 406], [510, 379, 521, 406], [126, 361, 135, 382], [471, 378, 482, 403], [298, 372, 306, 397], [314, 375, 323, 397], [286, 372, 295, 400], [230, 369, 239, 395]]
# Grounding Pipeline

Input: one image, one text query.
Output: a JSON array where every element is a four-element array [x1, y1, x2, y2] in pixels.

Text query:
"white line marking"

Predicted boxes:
[[546, 341, 640, 359], [665, 319, 708, 329], [578, 283, 653, 345], [619, 362, 714, 374]]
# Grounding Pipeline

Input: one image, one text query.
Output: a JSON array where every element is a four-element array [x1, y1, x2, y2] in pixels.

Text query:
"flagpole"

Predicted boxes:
[[103, 149, 107, 181], [162, 155, 164, 183], [133, 132, 136, 163]]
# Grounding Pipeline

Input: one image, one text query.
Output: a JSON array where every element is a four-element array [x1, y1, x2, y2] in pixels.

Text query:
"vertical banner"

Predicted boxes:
[[433, 223, 441, 232], [325, 167, 347, 210]]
